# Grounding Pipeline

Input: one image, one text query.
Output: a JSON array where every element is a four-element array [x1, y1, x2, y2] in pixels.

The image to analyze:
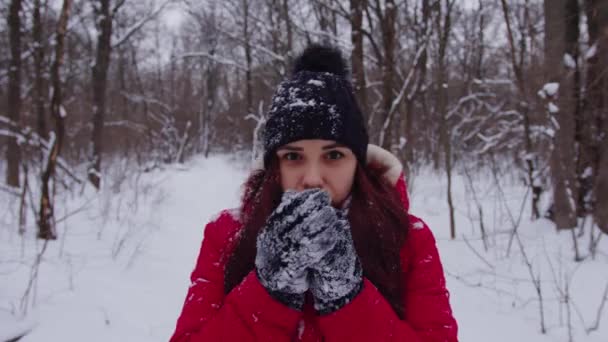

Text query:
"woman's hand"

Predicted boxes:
[[255, 189, 339, 310], [309, 208, 363, 314]]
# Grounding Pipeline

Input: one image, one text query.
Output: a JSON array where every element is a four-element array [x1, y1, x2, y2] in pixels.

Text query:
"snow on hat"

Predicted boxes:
[[262, 44, 369, 168]]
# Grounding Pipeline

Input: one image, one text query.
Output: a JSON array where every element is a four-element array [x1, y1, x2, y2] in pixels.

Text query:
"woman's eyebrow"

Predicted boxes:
[[277, 145, 303, 151], [322, 143, 347, 150]]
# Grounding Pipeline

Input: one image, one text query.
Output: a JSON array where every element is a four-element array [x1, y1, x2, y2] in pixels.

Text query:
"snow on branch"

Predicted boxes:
[[0, 5, 93, 83], [112, 0, 173, 49], [378, 33, 431, 147], [215, 26, 286, 63], [0, 183, 21, 196], [179, 51, 248, 71], [446, 93, 496, 120], [473, 78, 514, 86], [105, 120, 147, 133], [121, 91, 173, 113], [0, 117, 83, 184], [585, 44, 598, 60]]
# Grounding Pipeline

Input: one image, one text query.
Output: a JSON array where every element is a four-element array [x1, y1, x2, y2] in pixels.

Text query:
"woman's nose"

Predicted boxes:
[[301, 163, 324, 189]]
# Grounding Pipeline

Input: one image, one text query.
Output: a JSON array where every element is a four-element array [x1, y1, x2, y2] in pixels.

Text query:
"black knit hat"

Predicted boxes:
[[262, 44, 369, 168]]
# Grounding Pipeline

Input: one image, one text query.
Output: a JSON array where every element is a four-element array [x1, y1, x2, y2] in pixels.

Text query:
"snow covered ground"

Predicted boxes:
[[1, 154, 607, 341]]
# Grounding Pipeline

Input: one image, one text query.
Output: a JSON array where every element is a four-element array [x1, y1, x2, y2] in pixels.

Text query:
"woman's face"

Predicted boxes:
[[276, 139, 357, 206]]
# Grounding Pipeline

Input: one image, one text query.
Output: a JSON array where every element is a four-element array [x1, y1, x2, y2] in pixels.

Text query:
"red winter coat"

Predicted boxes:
[[170, 175, 458, 341]]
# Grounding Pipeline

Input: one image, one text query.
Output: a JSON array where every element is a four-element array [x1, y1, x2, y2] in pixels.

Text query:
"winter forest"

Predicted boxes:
[[0, 0, 607, 341]]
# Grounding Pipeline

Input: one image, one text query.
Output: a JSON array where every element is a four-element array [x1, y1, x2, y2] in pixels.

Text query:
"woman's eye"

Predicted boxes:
[[326, 150, 344, 160], [282, 152, 301, 161]]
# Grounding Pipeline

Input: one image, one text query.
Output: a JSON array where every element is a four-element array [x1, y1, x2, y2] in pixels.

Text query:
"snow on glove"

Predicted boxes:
[[310, 207, 363, 315], [255, 188, 339, 310]]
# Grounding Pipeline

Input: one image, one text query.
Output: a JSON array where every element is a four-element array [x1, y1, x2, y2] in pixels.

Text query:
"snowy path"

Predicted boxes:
[[1, 156, 245, 342]]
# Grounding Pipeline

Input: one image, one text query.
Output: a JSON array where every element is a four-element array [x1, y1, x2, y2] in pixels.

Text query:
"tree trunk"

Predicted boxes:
[[437, 0, 455, 239], [38, 0, 72, 240], [587, 0, 608, 234], [379, 0, 396, 150], [117, 47, 131, 156], [350, 0, 368, 120], [243, 0, 253, 114], [565, 0, 586, 219], [545, 0, 578, 229], [33, 0, 47, 141], [6, 0, 22, 188], [203, 54, 217, 159], [268, 0, 279, 59], [405, 0, 433, 163], [313, 1, 332, 44], [500, 0, 542, 220], [282, 0, 293, 58], [595, 147, 608, 234], [89, 0, 113, 189], [584, 0, 602, 185], [475, 0, 485, 79]]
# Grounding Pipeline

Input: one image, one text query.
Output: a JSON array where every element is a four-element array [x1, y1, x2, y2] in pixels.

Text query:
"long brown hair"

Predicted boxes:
[[224, 158, 410, 318]]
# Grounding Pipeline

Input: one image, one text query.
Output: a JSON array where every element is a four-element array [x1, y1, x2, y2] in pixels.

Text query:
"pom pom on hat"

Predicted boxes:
[[293, 44, 349, 78]]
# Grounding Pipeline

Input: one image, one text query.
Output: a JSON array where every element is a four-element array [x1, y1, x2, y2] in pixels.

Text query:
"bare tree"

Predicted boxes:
[[88, 0, 115, 189], [193, 2, 221, 157], [38, 0, 73, 240], [376, 0, 398, 150], [312, 0, 338, 44], [544, 0, 578, 229], [500, 0, 543, 220], [88, 0, 172, 188], [242, 0, 253, 114], [33, 0, 47, 141], [403, 0, 433, 164], [5, 0, 22, 187], [350, 0, 368, 119], [437, 0, 456, 239], [596, 146, 608, 234], [282, 0, 293, 59], [586, 0, 608, 234]]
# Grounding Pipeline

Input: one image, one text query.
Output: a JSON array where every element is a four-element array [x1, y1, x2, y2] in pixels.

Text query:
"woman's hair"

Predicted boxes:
[[224, 158, 411, 318]]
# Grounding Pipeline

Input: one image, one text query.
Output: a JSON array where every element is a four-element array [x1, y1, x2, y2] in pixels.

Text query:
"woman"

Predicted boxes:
[[169, 45, 458, 341]]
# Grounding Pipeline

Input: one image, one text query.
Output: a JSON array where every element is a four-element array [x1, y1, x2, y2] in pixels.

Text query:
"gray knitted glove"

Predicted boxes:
[[310, 207, 363, 314], [255, 189, 338, 310]]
